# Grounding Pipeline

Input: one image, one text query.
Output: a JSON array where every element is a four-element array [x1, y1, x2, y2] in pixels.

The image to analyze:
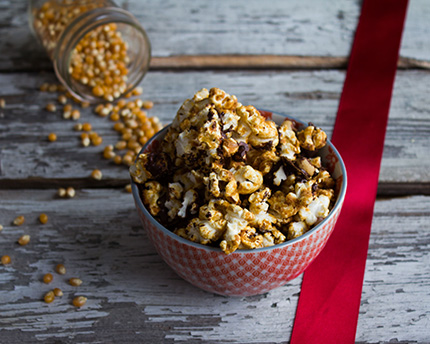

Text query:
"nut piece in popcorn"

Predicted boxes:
[[130, 87, 336, 254]]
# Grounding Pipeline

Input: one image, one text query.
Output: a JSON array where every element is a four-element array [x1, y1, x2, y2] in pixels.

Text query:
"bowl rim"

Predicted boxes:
[[131, 111, 347, 254]]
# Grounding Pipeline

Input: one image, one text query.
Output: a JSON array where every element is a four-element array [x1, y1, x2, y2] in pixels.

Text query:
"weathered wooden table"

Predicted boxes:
[[1, 1, 429, 343]]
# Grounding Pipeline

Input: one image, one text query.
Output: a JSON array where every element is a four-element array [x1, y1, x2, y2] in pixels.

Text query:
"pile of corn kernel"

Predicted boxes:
[[95, 95, 163, 166], [32, 0, 106, 59], [40, 81, 162, 172], [33, 0, 133, 101], [70, 23, 130, 102], [131, 88, 336, 254]]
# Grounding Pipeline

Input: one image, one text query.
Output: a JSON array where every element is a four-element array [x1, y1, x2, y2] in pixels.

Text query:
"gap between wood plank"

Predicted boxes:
[[0, 179, 429, 196], [150, 55, 350, 70], [1, 55, 428, 73], [147, 55, 430, 70]]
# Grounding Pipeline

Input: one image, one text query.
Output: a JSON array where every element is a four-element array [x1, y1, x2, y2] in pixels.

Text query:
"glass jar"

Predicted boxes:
[[29, 0, 151, 103]]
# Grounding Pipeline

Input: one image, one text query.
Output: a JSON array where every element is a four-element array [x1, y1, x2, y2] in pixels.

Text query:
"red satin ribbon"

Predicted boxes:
[[290, 1, 409, 343]]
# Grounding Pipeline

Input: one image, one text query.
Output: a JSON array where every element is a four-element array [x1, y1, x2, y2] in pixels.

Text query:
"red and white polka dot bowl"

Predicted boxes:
[[132, 111, 347, 296]]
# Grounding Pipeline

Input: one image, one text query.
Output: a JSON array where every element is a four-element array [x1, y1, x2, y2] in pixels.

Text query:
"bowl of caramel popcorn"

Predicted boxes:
[[130, 88, 347, 296]]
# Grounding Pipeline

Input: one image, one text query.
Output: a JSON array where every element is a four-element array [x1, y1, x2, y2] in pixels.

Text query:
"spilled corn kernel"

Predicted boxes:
[[46, 103, 56, 112], [1, 255, 11, 265], [58, 187, 66, 197], [72, 296, 87, 308], [91, 169, 102, 180], [53, 288, 63, 297], [18, 234, 30, 246], [13, 215, 25, 226], [66, 187, 76, 198], [142, 100, 153, 109], [101, 98, 162, 167], [91, 135, 103, 146], [69, 278, 83, 287], [56, 264, 66, 275], [82, 122, 92, 132], [71, 109, 81, 120], [48, 133, 57, 142], [43, 273, 53, 284], [58, 94, 67, 104], [48, 84, 58, 93], [63, 104, 72, 119], [39, 213, 48, 224], [44, 291, 55, 304]]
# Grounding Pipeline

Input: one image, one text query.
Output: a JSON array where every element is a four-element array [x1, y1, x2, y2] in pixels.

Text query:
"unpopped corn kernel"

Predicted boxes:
[[1, 255, 11, 265], [91, 169, 102, 180], [39, 213, 48, 224], [18, 234, 30, 246], [56, 264, 66, 275], [13, 215, 25, 226], [48, 133, 57, 142], [72, 296, 87, 307]]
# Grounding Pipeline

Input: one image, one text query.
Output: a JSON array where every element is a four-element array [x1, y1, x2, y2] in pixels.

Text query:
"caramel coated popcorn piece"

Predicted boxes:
[[278, 120, 301, 160], [175, 199, 227, 245], [232, 165, 263, 195], [239, 226, 264, 250], [247, 149, 280, 175], [209, 87, 238, 111], [130, 153, 152, 184], [268, 190, 299, 222], [178, 189, 199, 218], [239, 105, 279, 149], [165, 182, 184, 219], [131, 87, 336, 253], [297, 125, 327, 151], [248, 188, 286, 246], [297, 195, 331, 226], [205, 164, 240, 204], [220, 204, 255, 254], [287, 221, 308, 240], [142, 181, 163, 216]]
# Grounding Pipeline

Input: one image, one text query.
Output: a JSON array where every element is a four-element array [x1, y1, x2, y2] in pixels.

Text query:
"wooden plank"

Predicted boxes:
[[358, 195, 430, 343], [1, 0, 429, 71], [0, 189, 429, 342], [1, 69, 430, 194]]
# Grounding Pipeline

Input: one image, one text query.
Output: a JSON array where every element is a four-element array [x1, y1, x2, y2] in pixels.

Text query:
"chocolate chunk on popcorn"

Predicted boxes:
[[131, 87, 336, 254]]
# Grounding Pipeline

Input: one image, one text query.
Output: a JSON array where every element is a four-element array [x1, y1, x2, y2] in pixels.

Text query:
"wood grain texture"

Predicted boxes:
[[1, 0, 429, 71], [1, 69, 430, 193], [0, 189, 429, 343]]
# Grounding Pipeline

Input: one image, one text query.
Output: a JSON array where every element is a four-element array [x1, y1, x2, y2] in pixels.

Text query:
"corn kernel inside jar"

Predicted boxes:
[[30, 0, 151, 102], [31, 0, 108, 59], [69, 23, 130, 102]]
